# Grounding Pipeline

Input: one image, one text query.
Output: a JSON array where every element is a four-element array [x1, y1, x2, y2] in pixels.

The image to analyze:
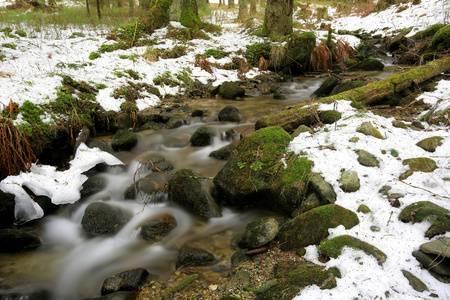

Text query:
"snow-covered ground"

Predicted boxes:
[[1, 1, 450, 299]]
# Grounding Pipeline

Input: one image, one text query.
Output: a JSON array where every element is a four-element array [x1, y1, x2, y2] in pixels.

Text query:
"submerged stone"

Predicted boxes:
[[101, 268, 149, 296]]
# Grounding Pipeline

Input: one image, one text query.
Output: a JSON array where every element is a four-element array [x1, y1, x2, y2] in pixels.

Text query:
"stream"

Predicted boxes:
[[0, 68, 398, 299]]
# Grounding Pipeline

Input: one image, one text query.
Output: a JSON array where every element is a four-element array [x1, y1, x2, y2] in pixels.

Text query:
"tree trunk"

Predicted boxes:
[[263, 0, 293, 37], [140, 0, 172, 34], [237, 0, 248, 21], [249, 0, 256, 15], [180, 0, 200, 28], [129, 0, 134, 15], [96, 0, 101, 18], [255, 56, 450, 132], [228, 0, 235, 8], [86, 0, 90, 16]]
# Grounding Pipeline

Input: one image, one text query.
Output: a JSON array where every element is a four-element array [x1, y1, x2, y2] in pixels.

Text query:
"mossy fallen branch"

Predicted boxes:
[[255, 56, 450, 131]]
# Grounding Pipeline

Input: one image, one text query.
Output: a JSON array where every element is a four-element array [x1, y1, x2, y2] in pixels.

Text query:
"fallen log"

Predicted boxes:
[[255, 56, 450, 131]]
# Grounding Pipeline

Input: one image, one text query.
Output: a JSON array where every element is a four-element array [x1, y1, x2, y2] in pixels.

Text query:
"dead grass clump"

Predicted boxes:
[[194, 54, 213, 73], [160, 45, 187, 59], [311, 43, 333, 72], [335, 40, 355, 69], [142, 48, 161, 62], [0, 118, 36, 180], [259, 57, 268, 71], [270, 45, 286, 71]]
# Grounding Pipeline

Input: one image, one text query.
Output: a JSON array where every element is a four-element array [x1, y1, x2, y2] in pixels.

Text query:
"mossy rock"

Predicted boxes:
[[416, 136, 444, 152], [389, 26, 413, 52], [285, 31, 316, 73], [339, 171, 360, 192], [308, 173, 337, 204], [140, 213, 177, 243], [218, 82, 245, 100], [168, 169, 222, 218], [166, 115, 186, 129], [101, 268, 149, 296], [237, 217, 279, 249], [354, 58, 384, 71], [81, 202, 129, 236], [254, 261, 338, 299], [111, 130, 138, 151], [278, 204, 359, 250], [330, 80, 366, 95], [357, 204, 371, 214], [311, 76, 339, 98], [214, 127, 312, 216], [399, 201, 450, 238], [319, 110, 342, 124], [0, 228, 41, 252], [0, 190, 15, 228], [401, 270, 428, 292], [428, 25, 450, 53], [400, 157, 437, 180], [291, 125, 313, 138], [218, 105, 240, 122], [392, 120, 408, 129], [81, 176, 107, 198], [356, 121, 384, 139], [209, 141, 238, 160], [190, 126, 215, 146], [245, 42, 272, 67], [355, 149, 380, 167], [318, 235, 387, 265], [413, 23, 445, 41], [176, 244, 215, 268], [124, 172, 172, 200]]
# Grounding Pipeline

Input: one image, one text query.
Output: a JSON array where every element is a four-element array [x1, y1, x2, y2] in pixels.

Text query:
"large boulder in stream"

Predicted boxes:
[[168, 169, 222, 218], [214, 126, 313, 216], [101, 268, 150, 296], [81, 202, 129, 236], [0, 190, 15, 228]]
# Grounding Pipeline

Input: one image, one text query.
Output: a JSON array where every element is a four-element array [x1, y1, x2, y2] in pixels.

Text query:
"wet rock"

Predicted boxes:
[[412, 250, 450, 277], [218, 82, 245, 100], [354, 58, 384, 71], [308, 173, 337, 204], [389, 27, 413, 52], [416, 136, 444, 152], [0, 190, 16, 228], [81, 176, 107, 198], [135, 153, 174, 173], [218, 105, 240, 122], [81, 202, 128, 236], [355, 149, 380, 167], [83, 291, 138, 300], [34, 196, 58, 215], [209, 141, 238, 160], [124, 172, 172, 200], [101, 268, 149, 295], [330, 80, 366, 95], [257, 261, 339, 299], [190, 126, 216, 146], [224, 128, 239, 141], [237, 217, 279, 249], [0, 228, 41, 252], [319, 110, 342, 124], [291, 125, 313, 138], [87, 140, 113, 153], [401, 270, 428, 292], [278, 204, 359, 250], [339, 171, 360, 192], [420, 238, 450, 258], [357, 204, 371, 214], [399, 201, 450, 238], [140, 214, 177, 243], [168, 169, 222, 218], [356, 121, 384, 139], [0, 289, 50, 300], [400, 157, 437, 180], [311, 76, 339, 98], [166, 116, 187, 129], [111, 130, 138, 151], [191, 109, 205, 117], [411, 120, 425, 129], [140, 121, 166, 130], [318, 235, 387, 265], [273, 91, 286, 100], [230, 249, 251, 267], [177, 245, 215, 268], [214, 127, 312, 216]]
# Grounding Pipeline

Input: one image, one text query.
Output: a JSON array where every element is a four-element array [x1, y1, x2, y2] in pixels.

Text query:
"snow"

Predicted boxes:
[[1, 0, 450, 299], [0, 143, 124, 224]]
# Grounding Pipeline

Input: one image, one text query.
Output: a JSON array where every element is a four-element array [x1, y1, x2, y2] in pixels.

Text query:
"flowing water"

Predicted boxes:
[[0, 69, 399, 299]]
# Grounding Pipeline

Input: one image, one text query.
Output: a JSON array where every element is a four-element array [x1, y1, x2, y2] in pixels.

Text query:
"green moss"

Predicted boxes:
[[98, 42, 130, 53], [165, 26, 209, 41], [413, 23, 445, 40], [429, 25, 450, 53], [205, 48, 227, 59], [245, 42, 272, 67], [88, 52, 101, 60], [319, 110, 342, 124], [15, 29, 26, 37], [2, 43, 16, 50], [153, 71, 179, 87], [180, 3, 201, 29]]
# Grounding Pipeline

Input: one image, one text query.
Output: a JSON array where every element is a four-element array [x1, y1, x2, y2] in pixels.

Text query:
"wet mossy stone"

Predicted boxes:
[[214, 126, 313, 216], [399, 201, 450, 238], [166, 115, 186, 129], [355, 149, 380, 167], [311, 76, 339, 98], [231, 249, 251, 267], [209, 141, 238, 160], [87, 140, 113, 153], [416, 136, 444, 152], [81, 202, 128, 236], [330, 80, 366, 95], [190, 126, 216, 147], [0, 190, 15, 228], [278, 204, 359, 250], [428, 25, 450, 53], [389, 26, 413, 52], [140, 213, 177, 243], [273, 90, 286, 100], [101, 268, 149, 296], [354, 58, 384, 71], [319, 110, 342, 124], [356, 121, 384, 139], [318, 235, 387, 265], [401, 270, 428, 292], [124, 172, 172, 200], [218, 81, 245, 100], [168, 169, 222, 218], [218, 105, 240, 122], [176, 245, 215, 268], [81, 176, 107, 198], [255, 261, 337, 299], [291, 125, 313, 138], [237, 217, 279, 249], [0, 228, 41, 252], [308, 173, 337, 204], [400, 157, 437, 180], [111, 130, 137, 151], [339, 170, 360, 192]]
